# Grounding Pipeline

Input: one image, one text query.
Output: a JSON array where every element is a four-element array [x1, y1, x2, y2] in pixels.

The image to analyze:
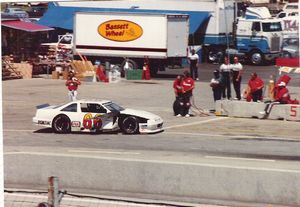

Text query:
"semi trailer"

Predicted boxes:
[[38, 0, 284, 65], [73, 12, 189, 73]]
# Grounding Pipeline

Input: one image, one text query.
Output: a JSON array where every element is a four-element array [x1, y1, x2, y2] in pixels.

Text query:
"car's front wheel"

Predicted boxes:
[[120, 116, 139, 134], [52, 114, 71, 133]]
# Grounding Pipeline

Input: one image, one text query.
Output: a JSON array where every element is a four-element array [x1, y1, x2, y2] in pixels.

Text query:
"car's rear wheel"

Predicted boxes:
[[52, 114, 71, 133], [282, 51, 292, 58], [120, 116, 139, 134]]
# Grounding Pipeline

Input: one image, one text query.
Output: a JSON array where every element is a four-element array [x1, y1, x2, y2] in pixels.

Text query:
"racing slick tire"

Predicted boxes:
[[120, 116, 140, 134], [52, 114, 71, 134]]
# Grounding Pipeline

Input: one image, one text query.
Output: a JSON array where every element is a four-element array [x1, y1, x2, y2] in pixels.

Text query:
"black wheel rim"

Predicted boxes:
[[54, 116, 70, 132], [123, 118, 138, 134]]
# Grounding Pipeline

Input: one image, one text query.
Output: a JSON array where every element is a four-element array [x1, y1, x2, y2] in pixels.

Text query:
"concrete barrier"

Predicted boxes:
[[216, 100, 300, 121], [4, 154, 300, 206]]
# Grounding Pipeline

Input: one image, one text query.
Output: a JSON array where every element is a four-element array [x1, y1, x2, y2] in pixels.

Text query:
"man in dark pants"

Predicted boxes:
[[173, 75, 183, 116], [219, 57, 231, 99], [179, 71, 195, 117], [210, 70, 223, 101], [231, 56, 243, 100], [188, 49, 199, 80]]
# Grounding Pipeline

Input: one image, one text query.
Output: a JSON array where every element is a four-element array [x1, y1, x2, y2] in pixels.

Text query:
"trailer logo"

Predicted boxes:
[[98, 20, 143, 42]]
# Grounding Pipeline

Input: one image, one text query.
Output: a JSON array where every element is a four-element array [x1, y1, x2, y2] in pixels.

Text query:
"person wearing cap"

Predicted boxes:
[[272, 74, 291, 100], [260, 81, 299, 116], [210, 70, 223, 102], [188, 49, 199, 81], [219, 56, 231, 99], [231, 56, 243, 100], [178, 71, 195, 117], [65, 71, 81, 101], [247, 72, 264, 102]]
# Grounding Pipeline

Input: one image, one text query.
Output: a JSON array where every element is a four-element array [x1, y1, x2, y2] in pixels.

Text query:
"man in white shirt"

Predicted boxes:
[[232, 56, 243, 100], [219, 56, 231, 99], [188, 49, 199, 80]]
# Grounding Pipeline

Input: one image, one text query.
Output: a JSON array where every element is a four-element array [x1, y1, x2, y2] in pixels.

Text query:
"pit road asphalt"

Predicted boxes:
[[2, 63, 300, 207]]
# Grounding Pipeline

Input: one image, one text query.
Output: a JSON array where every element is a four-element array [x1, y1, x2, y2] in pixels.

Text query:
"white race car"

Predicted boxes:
[[33, 99, 163, 134]]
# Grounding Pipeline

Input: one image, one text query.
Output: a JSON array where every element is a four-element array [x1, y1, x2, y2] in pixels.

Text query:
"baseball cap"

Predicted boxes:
[[278, 81, 286, 87]]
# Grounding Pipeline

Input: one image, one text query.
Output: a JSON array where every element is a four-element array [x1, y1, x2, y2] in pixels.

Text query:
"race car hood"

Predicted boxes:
[[120, 108, 162, 120]]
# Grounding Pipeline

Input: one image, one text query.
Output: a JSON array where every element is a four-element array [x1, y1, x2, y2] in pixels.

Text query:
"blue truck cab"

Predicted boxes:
[[236, 17, 283, 65]]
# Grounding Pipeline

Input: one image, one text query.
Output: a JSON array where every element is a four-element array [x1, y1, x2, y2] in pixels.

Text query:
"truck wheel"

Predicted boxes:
[[250, 51, 264, 65], [122, 59, 138, 70], [121, 59, 138, 77], [52, 114, 71, 134], [282, 51, 291, 58], [120, 116, 139, 134], [208, 49, 224, 64]]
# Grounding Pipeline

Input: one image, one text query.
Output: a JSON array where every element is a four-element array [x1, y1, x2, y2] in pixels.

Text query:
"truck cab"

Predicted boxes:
[[236, 18, 283, 65]]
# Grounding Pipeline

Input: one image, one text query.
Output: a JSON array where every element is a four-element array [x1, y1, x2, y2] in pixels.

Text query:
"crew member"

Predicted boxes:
[[188, 49, 199, 80], [231, 56, 243, 100], [66, 71, 81, 101], [247, 72, 264, 102], [261, 81, 299, 116], [210, 70, 223, 102], [173, 75, 183, 116], [219, 57, 231, 99], [179, 71, 195, 117]]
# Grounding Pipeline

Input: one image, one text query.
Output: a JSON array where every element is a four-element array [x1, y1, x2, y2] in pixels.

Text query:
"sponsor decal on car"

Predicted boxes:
[[38, 120, 51, 125], [82, 113, 102, 130], [71, 121, 81, 127]]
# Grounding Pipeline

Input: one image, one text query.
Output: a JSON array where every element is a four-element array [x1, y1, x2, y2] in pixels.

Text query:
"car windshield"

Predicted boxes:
[[284, 38, 299, 47], [53, 103, 67, 109], [13, 9, 24, 12], [285, 5, 298, 10], [103, 102, 125, 112], [262, 22, 282, 32]]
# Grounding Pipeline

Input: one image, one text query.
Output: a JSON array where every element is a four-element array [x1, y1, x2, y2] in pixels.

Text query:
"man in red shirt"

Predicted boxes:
[[260, 81, 299, 117], [247, 72, 264, 102], [173, 75, 183, 116], [274, 81, 298, 104], [178, 71, 195, 117], [65, 71, 81, 101]]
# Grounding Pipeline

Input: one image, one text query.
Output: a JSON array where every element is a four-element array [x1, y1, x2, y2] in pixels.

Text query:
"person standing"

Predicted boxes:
[[65, 71, 81, 101], [179, 71, 195, 117], [247, 72, 264, 102], [173, 75, 183, 116], [219, 57, 231, 99], [188, 49, 199, 80], [210, 70, 223, 102], [231, 56, 243, 100]]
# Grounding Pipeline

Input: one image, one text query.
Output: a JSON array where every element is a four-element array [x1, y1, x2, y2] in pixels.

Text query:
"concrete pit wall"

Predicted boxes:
[[215, 100, 300, 121]]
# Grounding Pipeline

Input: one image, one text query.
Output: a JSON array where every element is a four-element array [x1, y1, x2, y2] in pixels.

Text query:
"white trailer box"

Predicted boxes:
[[74, 12, 189, 59]]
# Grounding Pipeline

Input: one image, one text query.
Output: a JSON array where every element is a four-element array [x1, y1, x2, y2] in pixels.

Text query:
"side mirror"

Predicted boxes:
[[252, 30, 257, 36]]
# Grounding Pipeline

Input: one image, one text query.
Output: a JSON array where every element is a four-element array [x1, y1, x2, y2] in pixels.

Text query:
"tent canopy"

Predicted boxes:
[[2, 19, 54, 32], [38, 2, 211, 34]]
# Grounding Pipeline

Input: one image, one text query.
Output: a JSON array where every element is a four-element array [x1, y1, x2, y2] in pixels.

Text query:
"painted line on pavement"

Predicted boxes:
[[165, 131, 300, 141], [4, 193, 135, 205], [3, 129, 34, 132], [4, 151, 300, 173], [205, 155, 276, 162], [164, 117, 228, 130], [68, 149, 141, 155]]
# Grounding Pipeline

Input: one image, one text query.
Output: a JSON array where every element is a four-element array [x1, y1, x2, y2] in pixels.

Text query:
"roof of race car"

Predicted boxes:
[[73, 99, 112, 104]]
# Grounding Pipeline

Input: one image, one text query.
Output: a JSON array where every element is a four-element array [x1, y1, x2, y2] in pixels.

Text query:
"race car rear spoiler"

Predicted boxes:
[[36, 103, 50, 109]]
